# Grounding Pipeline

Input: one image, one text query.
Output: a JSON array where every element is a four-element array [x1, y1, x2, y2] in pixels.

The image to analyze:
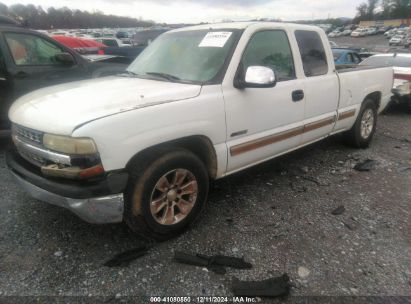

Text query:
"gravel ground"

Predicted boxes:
[[0, 28, 410, 304], [0, 104, 410, 303]]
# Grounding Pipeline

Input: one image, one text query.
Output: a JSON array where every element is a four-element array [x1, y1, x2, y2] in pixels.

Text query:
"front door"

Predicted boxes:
[[223, 29, 306, 173], [2, 32, 88, 103]]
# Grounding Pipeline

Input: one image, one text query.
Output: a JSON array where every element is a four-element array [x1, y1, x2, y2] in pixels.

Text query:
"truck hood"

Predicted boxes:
[[9, 76, 201, 135]]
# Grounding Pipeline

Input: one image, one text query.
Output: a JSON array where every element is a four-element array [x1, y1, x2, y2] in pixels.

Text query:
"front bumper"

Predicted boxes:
[[6, 149, 128, 224]]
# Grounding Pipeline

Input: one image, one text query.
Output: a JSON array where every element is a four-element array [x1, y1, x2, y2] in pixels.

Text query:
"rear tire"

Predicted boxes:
[[344, 99, 378, 149], [124, 148, 209, 241]]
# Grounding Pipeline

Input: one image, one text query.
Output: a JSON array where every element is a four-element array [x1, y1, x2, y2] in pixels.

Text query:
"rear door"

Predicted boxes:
[[294, 30, 339, 144], [2, 31, 89, 101], [223, 29, 306, 173]]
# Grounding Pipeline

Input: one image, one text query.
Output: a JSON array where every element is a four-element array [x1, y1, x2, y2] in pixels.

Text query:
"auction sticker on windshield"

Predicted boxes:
[[199, 32, 232, 47]]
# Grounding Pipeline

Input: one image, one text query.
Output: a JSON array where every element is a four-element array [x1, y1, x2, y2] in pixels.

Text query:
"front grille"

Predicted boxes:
[[12, 124, 45, 167], [12, 124, 43, 145]]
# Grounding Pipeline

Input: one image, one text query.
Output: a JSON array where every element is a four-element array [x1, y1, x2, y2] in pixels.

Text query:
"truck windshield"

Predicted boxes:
[[127, 30, 239, 84]]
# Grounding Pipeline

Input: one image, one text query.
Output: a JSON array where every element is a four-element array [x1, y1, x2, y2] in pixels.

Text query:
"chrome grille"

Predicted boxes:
[[18, 147, 47, 167], [12, 124, 45, 167], [12, 124, 43, 145]]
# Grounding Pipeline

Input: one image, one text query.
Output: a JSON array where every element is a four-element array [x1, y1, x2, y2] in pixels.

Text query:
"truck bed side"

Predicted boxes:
[[333, 65, 393, 134]]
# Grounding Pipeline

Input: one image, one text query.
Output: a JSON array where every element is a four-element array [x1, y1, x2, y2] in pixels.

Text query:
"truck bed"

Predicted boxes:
[[336, 64, 387, 73]]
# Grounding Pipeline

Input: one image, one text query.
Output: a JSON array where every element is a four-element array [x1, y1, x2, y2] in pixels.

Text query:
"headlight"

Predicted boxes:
[[43, 134, 98, 155]]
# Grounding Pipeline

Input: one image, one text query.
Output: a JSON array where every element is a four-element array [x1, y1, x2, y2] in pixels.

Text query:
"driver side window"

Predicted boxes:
[[5, 33, 63, 66], [242, 30, 296, 82]]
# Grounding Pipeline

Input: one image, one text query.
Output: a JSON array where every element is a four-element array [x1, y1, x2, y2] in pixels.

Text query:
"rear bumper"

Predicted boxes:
[[6, 148, 128, 224]]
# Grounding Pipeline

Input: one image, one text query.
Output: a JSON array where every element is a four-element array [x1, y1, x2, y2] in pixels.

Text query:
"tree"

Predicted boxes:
[[0, 3, 154, 29]]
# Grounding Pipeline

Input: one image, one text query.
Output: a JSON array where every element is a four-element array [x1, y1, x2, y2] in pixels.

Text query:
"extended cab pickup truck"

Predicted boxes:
[[6, 22, 393, 240]]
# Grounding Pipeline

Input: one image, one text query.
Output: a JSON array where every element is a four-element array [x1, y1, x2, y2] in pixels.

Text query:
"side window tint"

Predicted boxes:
[[295, 30, 328, 77], [347, 53, 354, 63], [353, 54, 361, 64], [242, 30, 295, 81], [5, 33, 63, 66]]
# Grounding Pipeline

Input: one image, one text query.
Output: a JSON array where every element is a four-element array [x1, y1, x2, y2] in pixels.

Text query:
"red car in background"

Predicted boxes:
[[52, 35, 107, 55]]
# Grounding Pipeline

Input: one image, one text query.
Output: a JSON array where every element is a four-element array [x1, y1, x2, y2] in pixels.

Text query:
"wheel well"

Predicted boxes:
[[365, 92, 381, 110], [126, 136, 218, 180]]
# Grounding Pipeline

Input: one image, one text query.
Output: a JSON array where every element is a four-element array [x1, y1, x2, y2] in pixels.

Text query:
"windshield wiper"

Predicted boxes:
[[145, 72, 181, 81]]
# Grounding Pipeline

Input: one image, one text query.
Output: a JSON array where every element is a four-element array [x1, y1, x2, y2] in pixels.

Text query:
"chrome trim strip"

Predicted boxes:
[[11, 172, 124, 224], [13, 135, 71, 166]]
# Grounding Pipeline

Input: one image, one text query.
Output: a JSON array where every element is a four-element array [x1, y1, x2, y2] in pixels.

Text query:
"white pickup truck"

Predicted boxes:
[[6, 22, 393, 240]]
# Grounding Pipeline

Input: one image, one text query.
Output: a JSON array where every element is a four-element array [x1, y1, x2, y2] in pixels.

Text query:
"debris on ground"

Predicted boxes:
[[232, 274, 290, 298], [331, 205, 346, 216], [398, 166, 411, 173], [354, 159, 378, 172], [297, 267, 311, 279], [174, 251, 252, 274], [301, 175, 330, 186], [103, 245, 149, 267]]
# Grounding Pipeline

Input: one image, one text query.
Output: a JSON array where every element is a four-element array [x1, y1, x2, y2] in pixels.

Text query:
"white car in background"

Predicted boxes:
[[341, 29, 352, 36], [361, 53, 411, 111], [93, 38, 128, 47], [366, 28, 378, 35], [385, 29, 397, 38], [351, 28, 367, 37], [389, 35, 405, 46], [328, 30, 342, 38]]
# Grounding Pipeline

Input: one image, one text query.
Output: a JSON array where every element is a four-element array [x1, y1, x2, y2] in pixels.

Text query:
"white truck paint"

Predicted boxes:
[[7, 22, 393, 236]]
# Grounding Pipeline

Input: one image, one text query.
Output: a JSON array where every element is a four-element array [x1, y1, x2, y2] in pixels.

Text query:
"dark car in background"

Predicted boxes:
[[0, 18, 128, 130]]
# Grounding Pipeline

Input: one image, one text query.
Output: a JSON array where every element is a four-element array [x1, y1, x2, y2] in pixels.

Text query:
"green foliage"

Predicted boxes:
[[0, 2, 154, 29]]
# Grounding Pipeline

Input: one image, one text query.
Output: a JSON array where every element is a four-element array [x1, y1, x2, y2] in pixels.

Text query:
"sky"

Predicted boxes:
[[1, 0, 365, 23]]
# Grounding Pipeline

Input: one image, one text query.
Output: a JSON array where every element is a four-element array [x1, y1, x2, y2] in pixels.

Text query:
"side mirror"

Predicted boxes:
[[55, 52, 75, 66], [235, 66, 277, 89]]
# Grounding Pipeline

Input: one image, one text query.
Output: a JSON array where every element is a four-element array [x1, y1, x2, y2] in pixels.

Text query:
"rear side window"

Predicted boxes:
[[295, 30, 328, 77], [241, 30, 295, 81], [5, 33, 63, 66]]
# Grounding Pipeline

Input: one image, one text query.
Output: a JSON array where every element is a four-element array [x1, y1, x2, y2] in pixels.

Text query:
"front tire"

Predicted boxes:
[[344, 99, 378, 148], [124, 148, 209, 241]]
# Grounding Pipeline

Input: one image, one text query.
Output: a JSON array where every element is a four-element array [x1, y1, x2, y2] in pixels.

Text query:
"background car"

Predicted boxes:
[[332, 48, 362, 65], [341, 29, 352, 36], [351, 28, 367, 37], [328, 30, 342, 38], [389, 35, 405, 46], [0, 20, 128, 130], [360, 53, 411, 111]]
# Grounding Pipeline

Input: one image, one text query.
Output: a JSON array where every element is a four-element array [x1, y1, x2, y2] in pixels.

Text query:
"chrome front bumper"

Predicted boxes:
[[11, 172, 124, 224]]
